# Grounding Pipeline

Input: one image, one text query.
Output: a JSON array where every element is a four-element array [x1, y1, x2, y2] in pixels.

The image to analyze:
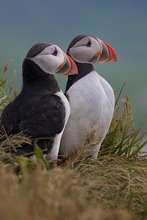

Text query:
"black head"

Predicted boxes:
[[67, 35, 89, 54], [26, 42, 53, 58], [67, 34, 117, 64], [65, 34, 117, 91], [22, 42, 78, 82]]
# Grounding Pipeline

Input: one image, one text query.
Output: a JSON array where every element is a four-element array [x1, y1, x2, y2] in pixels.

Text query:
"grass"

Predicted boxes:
[[0, 60, 17, 112], [0, 162, 139, 220], [100, 93, 147, 158], [0, 62, 147, 220]]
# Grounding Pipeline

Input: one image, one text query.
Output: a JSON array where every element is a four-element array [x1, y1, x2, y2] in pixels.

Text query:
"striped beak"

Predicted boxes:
[[96, 39, 118, 63], [56, 53, 78, 75]]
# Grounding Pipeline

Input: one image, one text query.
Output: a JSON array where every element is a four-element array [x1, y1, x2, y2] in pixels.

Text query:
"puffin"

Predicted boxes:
[[59, 35, 118, 159], [0, 42, 78, 161]]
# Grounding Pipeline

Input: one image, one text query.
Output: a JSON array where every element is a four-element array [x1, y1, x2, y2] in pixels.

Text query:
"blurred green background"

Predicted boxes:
[[0, 0, 147, 130]]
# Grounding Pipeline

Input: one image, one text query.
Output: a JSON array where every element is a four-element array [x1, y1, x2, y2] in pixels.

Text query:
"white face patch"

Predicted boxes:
[[31, 45, 65, 74], [68, 36, 102, 63]]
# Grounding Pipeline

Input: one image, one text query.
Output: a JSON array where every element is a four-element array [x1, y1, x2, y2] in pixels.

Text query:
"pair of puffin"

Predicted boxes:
[[1, 35, 117, 162]]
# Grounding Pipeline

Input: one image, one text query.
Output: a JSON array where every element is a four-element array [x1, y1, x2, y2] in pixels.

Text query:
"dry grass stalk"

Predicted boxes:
[[0, 161, 139, 220]]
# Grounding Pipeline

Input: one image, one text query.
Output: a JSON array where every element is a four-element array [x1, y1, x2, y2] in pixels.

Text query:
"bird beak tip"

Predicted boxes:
[[103, 41, 118, 63], [56, 53, 78, 75], [98, 40, 118, 63], [65, 54, 78, 75]]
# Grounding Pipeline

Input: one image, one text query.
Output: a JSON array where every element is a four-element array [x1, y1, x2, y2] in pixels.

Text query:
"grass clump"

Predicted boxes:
[[73, 156, 147, 217], [0, 60, 17, 113], [100, 86, 147, 158], [0, 163, 139, 220]]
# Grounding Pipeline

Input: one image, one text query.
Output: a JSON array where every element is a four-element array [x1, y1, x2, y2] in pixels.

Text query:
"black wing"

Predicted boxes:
[[1, 93, 65, 137], [1, 93, 66, 155], [1, 97, 22, 135], [19, 94, 66, 138]]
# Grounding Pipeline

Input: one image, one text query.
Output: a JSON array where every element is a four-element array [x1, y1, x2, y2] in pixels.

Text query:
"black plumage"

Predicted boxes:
[[1, 89, 65, 156], [0, 43, 67, 156]]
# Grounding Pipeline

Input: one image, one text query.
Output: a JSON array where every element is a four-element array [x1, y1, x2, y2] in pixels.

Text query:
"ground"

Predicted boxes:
[[0, 154, 146, 220]]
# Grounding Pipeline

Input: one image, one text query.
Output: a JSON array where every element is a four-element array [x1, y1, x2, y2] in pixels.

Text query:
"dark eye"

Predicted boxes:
[[52, 48, 58, 56], [87, 39, 91, 47]]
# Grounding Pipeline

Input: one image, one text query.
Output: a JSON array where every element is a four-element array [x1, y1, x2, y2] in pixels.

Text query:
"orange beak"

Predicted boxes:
[[64, 54, 78, 75], [56, 53, 78, 75], [97, 39, 118, 63]]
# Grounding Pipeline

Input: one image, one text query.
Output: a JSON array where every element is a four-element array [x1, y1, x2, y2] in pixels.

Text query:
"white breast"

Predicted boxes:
[[48, 90, 70, 160], [59, 71, 115, 158]]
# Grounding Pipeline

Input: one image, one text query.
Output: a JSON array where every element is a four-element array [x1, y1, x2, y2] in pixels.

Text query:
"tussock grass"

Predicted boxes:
[[0, 162, 141, 220], [0, 61, 17, 113], [0, 63, 147, 220], [73, 156, 147, 215], [100, 91, 147, 158]]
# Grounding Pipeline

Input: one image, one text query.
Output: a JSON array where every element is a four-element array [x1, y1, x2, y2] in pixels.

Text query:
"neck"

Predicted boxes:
[[22, 59, 60, 94], [65, 62, 94, 91]]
